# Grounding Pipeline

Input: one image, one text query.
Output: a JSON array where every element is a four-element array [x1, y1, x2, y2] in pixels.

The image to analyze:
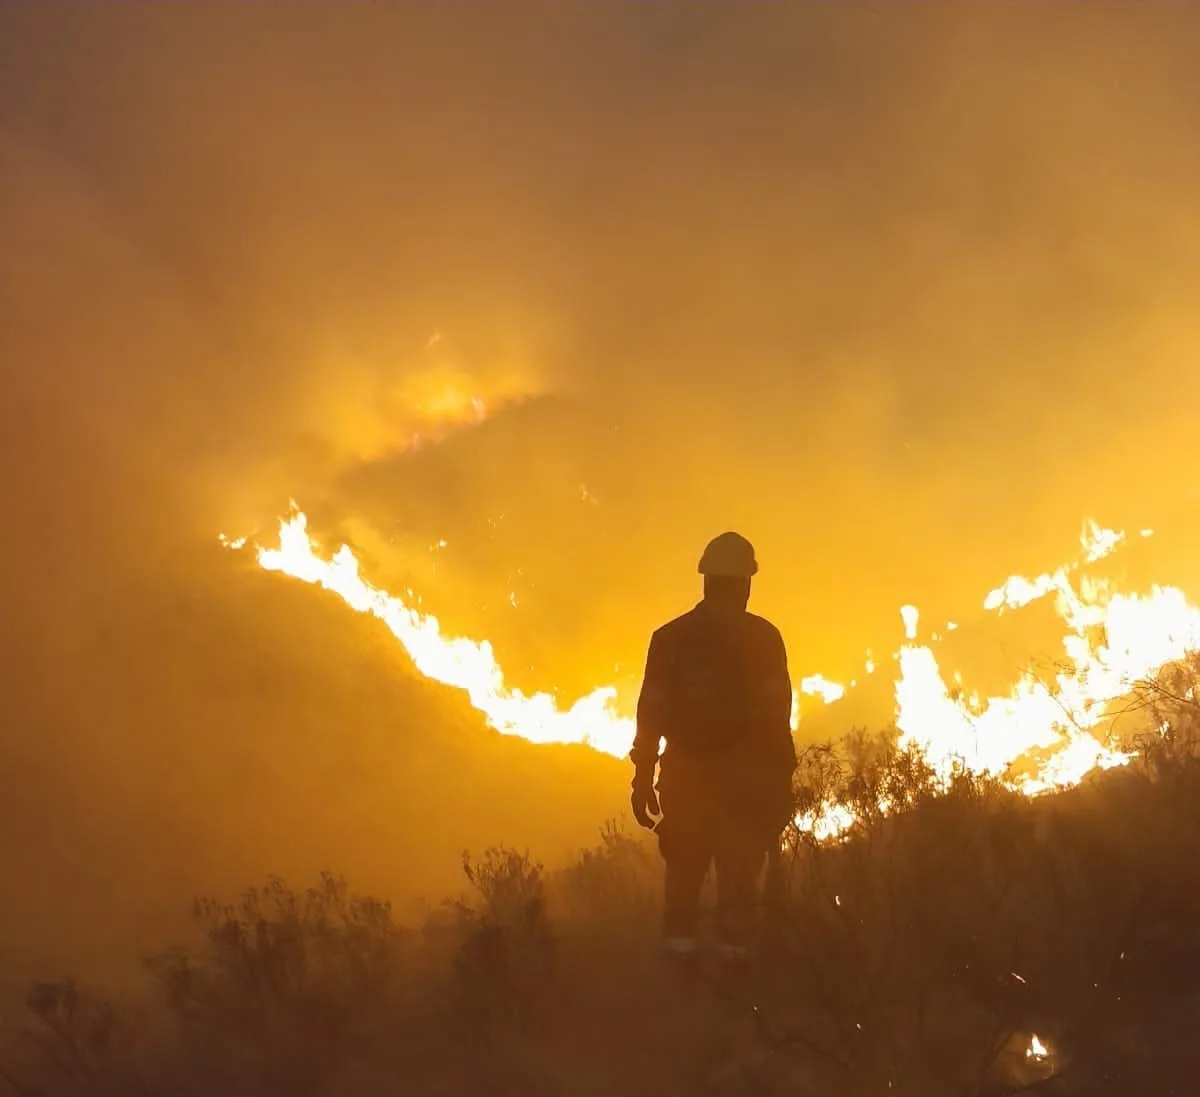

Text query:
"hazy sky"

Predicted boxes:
[[4, 3, 1200, 976]]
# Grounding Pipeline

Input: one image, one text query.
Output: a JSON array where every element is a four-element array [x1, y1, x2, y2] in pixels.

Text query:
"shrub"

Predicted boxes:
[[12, 667, 1200, 1096], [146, 873, 408, 1095], [452, 847, 556, 1030], [552, 819, 659, 931]]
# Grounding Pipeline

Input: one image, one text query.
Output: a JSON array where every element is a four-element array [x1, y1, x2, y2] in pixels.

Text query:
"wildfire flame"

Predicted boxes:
[[897, 521, 1200, 794], [247, 509, 636, 757], [800, 674, 847, 704], [226, 508, 1200, 813], [1026, 1033, 1050, 1062]]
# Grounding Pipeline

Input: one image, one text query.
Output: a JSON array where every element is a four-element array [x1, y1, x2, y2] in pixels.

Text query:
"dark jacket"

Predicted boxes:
[[630, 598, 796, 792]]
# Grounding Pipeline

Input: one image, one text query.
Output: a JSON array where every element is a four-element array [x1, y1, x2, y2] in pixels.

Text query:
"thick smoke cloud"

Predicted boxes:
[[3, 4, 1200, 978]]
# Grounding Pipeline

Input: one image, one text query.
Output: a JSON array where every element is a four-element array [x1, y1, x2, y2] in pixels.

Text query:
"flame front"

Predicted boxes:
[[897, 522, 1200, 793], [255, 510, 635, 757], [230, 509, 1200, 806]]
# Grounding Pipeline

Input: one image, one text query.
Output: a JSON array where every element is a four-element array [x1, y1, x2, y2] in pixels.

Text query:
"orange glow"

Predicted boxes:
[[250, 509, 635, 757], [897, 523, 1200, 794], [383, 369, 532, 456], [229, 509, 1200, 815], [800, 674, 848, 704], [1027, 1034, 1050, 1062]]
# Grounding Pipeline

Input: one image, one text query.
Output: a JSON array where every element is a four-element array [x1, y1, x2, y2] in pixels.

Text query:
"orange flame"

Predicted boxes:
[[1026, 1033, 1050, 1062], [800, 674, 847, 704], [896, 522, 1200, 793], [253, 510, 634, 757], [227, 510, 1200, 821]]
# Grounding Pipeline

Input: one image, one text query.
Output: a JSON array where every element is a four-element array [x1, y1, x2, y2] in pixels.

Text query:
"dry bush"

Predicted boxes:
[[451, 846, 556, 1030], [1128, 650, 1200, 773], [757, 707, 1200, 1097], [0, 979, 142, 1097], [552, 819, 659, 931], [760, 733, 1035, 1095], [10, 676, 1200, 1096], [144, 872, 411, 1095]]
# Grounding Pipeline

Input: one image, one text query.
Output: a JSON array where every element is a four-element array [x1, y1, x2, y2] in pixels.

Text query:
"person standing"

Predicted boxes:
[[630, 532, 796, 961]]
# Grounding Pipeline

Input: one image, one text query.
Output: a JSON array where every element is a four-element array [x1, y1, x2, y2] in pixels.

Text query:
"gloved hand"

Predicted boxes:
[[631, 775, 661, 830]]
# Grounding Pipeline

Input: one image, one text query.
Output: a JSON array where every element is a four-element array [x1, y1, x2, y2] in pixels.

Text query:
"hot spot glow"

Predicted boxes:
[[800, 674, 847, 704]]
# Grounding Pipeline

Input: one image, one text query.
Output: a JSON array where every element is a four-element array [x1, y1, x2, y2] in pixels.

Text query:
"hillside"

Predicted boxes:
[[0, 414, 626, 987]]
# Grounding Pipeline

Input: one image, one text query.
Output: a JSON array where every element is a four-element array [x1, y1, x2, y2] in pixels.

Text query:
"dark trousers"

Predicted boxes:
[[658, 802, 768, 948]]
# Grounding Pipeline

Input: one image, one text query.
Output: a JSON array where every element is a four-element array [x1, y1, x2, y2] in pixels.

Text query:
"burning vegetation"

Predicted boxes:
[[4, 503, 1200, 1096], [224, 507, 1199, 833], [0, 508, 1130, 1093]]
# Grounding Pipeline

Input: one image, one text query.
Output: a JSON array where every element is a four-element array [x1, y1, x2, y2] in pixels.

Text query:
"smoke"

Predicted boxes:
[[4, 3, 1200, 977]]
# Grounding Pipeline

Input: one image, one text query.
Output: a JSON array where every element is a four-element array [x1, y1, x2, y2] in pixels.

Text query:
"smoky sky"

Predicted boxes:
[[4, 3, 1200, 977]]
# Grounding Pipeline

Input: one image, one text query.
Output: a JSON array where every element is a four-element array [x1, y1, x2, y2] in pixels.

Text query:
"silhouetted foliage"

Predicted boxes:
[[454, 847, 555, 1029], [554, 819, 659, 930], [9, 672, 1200, 1095]]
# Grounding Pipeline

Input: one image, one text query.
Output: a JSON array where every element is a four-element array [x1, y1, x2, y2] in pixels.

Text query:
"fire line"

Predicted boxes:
[[224, 510, 1200, 828]]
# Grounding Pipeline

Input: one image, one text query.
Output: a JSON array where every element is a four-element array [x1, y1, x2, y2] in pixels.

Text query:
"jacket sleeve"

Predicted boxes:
[[763, 626, 797, 772], [631, 631, 670, 777]]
